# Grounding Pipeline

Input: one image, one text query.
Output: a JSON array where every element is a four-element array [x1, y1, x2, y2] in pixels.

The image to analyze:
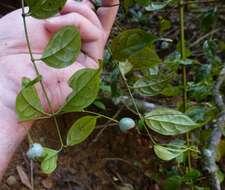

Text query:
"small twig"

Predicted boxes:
[[204, 65, 225, 190], [219, 15, 225, 22], [119, 96, 158, 113], [30, 161, 34, 190], [82, 110, 119, 123], [190, 28, 222, 48], [90, 106, 124, 145], [182, 0, 220, 6], [214, 67, 225, 112], [102, 157, 131, 165]]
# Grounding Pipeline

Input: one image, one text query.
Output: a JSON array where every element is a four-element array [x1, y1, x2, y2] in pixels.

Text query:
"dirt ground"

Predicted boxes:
[[1, 110, 159, 190]]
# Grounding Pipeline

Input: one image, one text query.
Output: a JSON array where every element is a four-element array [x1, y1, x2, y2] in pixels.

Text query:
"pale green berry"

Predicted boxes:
[[27, 143, 44, 160], [203, 149, 212, 157], [119, 117, 136, 133]]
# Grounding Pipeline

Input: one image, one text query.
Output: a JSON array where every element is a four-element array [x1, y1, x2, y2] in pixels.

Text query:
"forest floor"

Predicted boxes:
[[1, 107, 160, 190]]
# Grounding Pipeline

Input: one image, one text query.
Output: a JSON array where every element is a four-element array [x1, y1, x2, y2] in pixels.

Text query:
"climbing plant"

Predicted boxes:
[[16, 0, 225, 189]]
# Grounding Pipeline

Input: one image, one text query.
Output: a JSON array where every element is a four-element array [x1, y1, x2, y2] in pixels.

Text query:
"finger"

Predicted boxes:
[[61, 0, 102, 28], [44, 13, 101, 41], [96, 0, 119, 33]]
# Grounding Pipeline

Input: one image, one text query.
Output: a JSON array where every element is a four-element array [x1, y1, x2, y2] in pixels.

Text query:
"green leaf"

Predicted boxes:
[[183, 169, 201, 182], [200, 9, 218, 32], [42, 26, 81, 68], [176, 40, 192, 58], [119, 61, 133, 76], [145, 108, 199, 136], [129, 47, 161, 68], [67, 116, 98, 146], [135, 0, 150, 6], [188, 81, 213, 101], [163, 175, 182, 190], [145, 0, 173, 11], [177, 59, 194, 65], [216, 140, 225, 161], [123, 0, 135, 11], [161, 85, 181, 97], [16, 78, 47, 121], [169, 139, 187, 164], [60, 68, 101, 113], [133, 75, 169, 96], [40, 148, 58, 174], [203, 40, 222, 66], [22, 75, 42, 88], [160, 17, 172, 33], [25, 0, 67, 19], [154, 144, 187, 161], [194, 186, 210, 190], [93, 100, 106, 110], [111, 29, 159, 68], [216, 166, 225, 183]]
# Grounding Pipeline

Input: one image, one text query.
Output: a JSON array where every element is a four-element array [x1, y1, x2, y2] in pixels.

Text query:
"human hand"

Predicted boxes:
[[0, 0, 119, 178], [0, 0, 119, 112]]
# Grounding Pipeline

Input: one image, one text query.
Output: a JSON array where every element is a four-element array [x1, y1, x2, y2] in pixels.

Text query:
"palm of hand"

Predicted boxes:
[[0, 0, 118, 118]]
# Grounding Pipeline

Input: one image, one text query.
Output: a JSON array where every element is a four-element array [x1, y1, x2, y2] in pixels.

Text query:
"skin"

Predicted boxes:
[[0, 0, 119, 180]]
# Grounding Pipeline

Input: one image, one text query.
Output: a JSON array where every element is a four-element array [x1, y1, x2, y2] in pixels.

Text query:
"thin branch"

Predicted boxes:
[[21, 0, 64, 149], [214, 67, 225, 112], [90, 106, 124, 145], [190, 28, 222, 48], [182, 0, 220, 6], [204, 65, 225, 190], [179, 0, 193, 174]]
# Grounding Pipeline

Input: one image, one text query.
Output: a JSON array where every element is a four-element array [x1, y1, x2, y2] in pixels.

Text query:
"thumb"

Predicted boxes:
[[97, 0, 119, 33]]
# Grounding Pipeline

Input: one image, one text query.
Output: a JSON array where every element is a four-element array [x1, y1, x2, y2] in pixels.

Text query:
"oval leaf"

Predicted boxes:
[[16, 78, 48, 121], [154, 144, 186, 161], [145, 0, 173, 11], [42, 26, 81, 68], [60, 68, 101, 113], [111, 29, 159, 68], [129, 47, 161, 68], [67, 116, 98, 146], [25, 0, 67, 19], [145, 108, 199, 135], [40, 148, 58, 174], [133, 75, 169, 96]]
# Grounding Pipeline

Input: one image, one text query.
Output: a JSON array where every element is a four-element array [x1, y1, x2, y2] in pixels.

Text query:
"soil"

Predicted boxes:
[[1, 109, 159, 190]]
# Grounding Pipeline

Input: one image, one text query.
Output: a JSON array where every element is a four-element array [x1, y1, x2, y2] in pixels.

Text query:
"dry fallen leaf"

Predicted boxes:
[[16, 165, 33, 190]]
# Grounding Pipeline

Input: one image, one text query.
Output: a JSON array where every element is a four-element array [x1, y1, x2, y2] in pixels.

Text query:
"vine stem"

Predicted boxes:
[[27, 132, 34, 190], [21, 0, 64, 149], [118, 65, 156, 145], [179, 0, 192, 178], [83, 110, 119, 123]]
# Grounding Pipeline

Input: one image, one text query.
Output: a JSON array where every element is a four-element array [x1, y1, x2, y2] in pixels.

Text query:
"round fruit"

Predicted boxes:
[[27, 143, 44, 160], [119, 117, 136, 133], [203, 149, 212, 157]]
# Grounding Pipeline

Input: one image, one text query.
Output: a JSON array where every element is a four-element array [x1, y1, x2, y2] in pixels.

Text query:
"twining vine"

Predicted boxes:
[[18, 0, 120, 175], [13, 0, 225, 189]]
